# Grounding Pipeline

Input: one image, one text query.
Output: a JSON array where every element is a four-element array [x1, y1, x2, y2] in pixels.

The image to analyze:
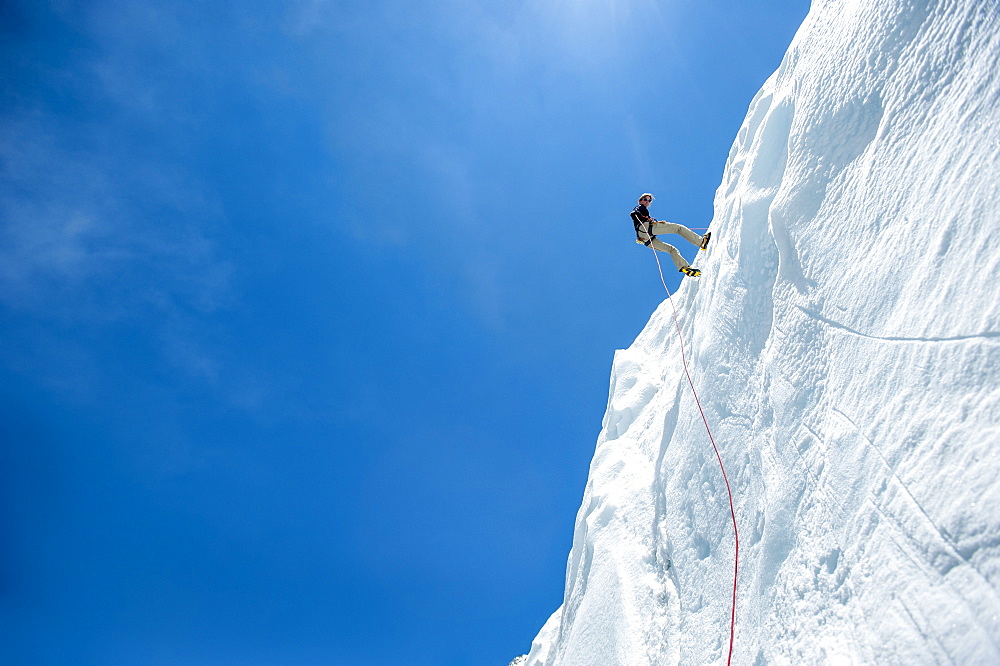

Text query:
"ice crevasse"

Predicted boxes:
[[522, 0, 1000, 664]]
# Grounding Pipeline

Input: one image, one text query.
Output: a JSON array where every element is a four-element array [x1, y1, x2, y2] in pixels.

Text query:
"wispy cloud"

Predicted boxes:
[[0, 112, 232, 319], [0, 2, 242, 406]]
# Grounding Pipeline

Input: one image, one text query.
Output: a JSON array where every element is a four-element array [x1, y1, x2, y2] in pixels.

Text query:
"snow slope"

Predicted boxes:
[[523, 0, 1000, 664]]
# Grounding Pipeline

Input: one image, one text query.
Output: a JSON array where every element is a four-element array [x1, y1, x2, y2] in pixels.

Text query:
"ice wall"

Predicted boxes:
[[524, 0, 1000, 663]]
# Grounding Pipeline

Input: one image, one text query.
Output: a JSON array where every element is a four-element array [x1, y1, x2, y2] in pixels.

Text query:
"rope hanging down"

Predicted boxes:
[[647, 244, 740, 666]]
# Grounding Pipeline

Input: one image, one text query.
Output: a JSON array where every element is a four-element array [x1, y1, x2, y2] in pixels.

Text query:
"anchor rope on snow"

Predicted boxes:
[[647, 244, 740, 666]]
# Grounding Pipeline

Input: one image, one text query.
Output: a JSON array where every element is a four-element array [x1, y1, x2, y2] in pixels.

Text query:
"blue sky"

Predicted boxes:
[[1, 1, 807, 663]]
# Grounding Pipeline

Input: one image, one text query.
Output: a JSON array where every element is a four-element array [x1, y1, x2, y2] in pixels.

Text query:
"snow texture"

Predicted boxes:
[[524, 0, 1000, 664]]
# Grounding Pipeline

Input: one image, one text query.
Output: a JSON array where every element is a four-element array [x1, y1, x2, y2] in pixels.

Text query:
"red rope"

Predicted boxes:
[[648, 243, 739, 666]]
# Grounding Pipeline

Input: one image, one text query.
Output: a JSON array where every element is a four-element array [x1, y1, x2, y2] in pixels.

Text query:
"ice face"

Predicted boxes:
[[524, 1, 1000, 664]]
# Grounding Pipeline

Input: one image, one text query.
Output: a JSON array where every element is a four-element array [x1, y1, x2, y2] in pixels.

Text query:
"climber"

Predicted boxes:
[[631, 193, 710, 277]]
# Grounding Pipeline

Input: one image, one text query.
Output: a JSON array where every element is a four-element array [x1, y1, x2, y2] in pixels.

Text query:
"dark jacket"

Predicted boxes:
[[631, 204, 655, 244]]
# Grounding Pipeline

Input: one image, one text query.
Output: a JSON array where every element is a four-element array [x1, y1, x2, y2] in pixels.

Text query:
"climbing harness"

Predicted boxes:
[[632, 209, 656, 246], [647, 243, 740, 666]]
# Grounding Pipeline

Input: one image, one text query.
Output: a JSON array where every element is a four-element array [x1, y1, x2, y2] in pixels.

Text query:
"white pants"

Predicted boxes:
[[637, 222, 704, 270]]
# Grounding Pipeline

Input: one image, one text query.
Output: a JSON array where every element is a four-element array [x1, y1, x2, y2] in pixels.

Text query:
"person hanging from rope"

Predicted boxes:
[[631, 193, 710, 277]]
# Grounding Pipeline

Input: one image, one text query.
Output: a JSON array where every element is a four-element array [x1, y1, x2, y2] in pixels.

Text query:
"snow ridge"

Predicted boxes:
[[524, 0, 1000, 663]]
